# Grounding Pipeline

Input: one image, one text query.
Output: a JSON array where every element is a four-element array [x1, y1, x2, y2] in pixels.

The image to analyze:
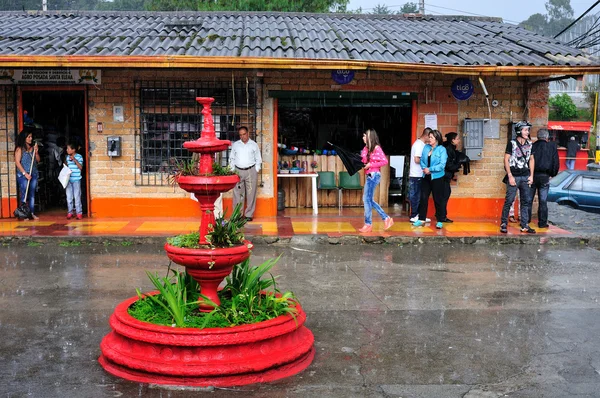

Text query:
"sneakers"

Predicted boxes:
[[436, 222, 443, 229], [384, 217, 394, 230], [410, 216, 430, 223], [358, 224, 372, 233], [521, 226, 536, 234], [500, 223, 507, 233], [76, 214, 83, 220], [66, 213, 73, 220], [538, 223, 549, 229], [442, 218, 454, 223], [412, 220, 425, 227]]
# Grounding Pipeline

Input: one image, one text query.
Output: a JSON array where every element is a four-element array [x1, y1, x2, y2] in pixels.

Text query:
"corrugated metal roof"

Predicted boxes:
[[0, 11, 596, 67]]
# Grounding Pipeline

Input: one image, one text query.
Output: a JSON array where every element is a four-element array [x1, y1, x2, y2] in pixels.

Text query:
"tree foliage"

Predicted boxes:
[[1, 0, 349, 12], [400, 2, 418, 13], [519, 0, 575, 37], [549, 93, 578, 121], [371, 4, 392, 14]]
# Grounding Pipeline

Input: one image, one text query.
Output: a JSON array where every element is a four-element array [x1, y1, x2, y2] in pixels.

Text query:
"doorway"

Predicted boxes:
[[20, 88, 88, 216]]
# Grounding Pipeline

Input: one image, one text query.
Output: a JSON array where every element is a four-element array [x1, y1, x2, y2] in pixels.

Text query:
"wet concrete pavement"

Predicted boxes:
[[2, 242, 600, 397]]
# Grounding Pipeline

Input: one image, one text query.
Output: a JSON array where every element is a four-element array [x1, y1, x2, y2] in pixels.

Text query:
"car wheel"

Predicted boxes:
[[558, 201, 577, 209]]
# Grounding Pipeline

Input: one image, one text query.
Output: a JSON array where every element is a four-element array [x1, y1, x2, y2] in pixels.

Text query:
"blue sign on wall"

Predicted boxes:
[[331, 70, 355, 85], [451, 78, 474, 101]]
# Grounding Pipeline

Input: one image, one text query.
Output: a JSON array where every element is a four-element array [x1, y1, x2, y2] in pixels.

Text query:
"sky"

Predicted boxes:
[[346, 0, 593, 25]]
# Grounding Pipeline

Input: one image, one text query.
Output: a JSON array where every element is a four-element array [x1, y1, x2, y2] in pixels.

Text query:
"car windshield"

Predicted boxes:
[[550, 171, 572, 187]]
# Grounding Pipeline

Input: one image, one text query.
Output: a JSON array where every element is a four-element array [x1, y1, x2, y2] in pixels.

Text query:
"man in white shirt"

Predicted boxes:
[[229, 126, 262, 221], [408, 128, 431, 222]]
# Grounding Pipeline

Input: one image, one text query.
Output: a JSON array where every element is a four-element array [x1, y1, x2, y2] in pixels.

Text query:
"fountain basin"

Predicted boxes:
[[176, 175, 240, 196], [98, 294, 315, 386]]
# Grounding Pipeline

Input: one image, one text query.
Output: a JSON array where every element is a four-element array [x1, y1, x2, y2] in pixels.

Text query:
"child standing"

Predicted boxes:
[[65, 141, 84, 220]]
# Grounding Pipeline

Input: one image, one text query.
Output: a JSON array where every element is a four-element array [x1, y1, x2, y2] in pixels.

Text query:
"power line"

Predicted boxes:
[[554, 0, 600, 38], [354, 2, 521, 24], [426, 3, 521, 24]]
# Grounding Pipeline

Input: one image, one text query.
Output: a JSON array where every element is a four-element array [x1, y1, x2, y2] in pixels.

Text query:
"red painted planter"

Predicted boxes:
[[98, 294, 315, 387], [165, 241, 252, 311], [176, 175, 240, 197]]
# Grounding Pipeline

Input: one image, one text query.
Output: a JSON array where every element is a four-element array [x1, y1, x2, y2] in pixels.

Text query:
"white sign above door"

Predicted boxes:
[[0, 69, 101, 85]]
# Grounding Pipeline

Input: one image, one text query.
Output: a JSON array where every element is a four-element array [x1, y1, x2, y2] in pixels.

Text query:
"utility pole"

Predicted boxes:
[[42, 0, 47, 11], [419, 0, 425, 14]]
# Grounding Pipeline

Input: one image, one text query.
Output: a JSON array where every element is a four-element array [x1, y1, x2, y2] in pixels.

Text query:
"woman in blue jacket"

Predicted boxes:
[[413, 129, 448, 229]]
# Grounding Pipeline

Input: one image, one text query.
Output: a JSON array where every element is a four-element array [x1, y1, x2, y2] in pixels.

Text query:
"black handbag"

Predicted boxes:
[[13, 202, 32, 220]]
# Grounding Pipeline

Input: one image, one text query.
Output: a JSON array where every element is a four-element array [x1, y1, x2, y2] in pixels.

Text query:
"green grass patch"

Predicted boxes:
[[27, 241, 43, 247], [59, 241, 82, 247]]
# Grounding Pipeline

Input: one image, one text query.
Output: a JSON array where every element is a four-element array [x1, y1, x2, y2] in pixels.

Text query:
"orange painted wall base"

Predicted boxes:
[[91, 197, 277, 218], [1, 198, 17, 218], [435, 197, 504, 219]]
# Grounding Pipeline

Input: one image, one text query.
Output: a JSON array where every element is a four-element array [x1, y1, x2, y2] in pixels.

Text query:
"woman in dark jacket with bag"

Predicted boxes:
[[442, 132, 461, 223]]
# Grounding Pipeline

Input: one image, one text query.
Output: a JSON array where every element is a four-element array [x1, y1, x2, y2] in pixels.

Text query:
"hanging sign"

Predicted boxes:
[[0, 69, 101, 85], [424, 114, 438, 130], [331, 70, 355, 85], [451, 77, 474, 101]]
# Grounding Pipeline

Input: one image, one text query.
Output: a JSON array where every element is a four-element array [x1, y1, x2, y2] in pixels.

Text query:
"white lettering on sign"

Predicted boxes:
[[0, 69, 101, 85]]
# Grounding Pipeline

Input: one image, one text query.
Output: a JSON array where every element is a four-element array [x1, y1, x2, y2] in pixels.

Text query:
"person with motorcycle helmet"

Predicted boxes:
[[499, 121, 536, 234]]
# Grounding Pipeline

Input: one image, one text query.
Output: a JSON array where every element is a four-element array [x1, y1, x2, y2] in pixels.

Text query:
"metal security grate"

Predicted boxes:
[[134, 78, 260, 186]]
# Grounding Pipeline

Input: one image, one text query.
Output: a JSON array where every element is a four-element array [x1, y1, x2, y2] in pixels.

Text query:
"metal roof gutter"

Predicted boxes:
[[1, 55, 600, 76]]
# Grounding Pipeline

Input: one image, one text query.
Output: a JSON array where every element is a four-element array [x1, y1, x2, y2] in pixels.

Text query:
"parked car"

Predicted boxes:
[[547, 170, 600, 213]]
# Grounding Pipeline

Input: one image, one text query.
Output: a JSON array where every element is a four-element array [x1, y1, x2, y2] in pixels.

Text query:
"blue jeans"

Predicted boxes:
[[66, 180, 83, 215], [566, 159, 575, 170], [501, 175, 532, 229], [408, 177, 422, 218], [17, 174, 37, 213], [363, 172, 389, 225]]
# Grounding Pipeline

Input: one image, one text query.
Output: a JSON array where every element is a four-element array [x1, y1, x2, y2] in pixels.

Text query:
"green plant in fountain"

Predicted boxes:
[[167, 203, 247, 249], [205, 203, 247, 247], [135, 267, 200, 327], [211, 162, 236, 176], [129, 257, 298, 329]]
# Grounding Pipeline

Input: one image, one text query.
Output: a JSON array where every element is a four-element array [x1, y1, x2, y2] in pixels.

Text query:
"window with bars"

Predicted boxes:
[[134, 79, 259, 186]]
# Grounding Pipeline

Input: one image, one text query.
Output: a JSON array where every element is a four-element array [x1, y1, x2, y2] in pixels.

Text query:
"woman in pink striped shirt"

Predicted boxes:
[[359, 129, 394, 233]]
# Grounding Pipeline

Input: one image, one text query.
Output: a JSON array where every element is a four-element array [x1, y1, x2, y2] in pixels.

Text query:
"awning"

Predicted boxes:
[[547, 121, 592, 132]]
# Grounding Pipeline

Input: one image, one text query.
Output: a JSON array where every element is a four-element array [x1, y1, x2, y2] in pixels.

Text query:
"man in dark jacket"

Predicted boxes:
[[442, 132, 461, 223], [566, 136, 579, 170], [529, 128, 559, 229]]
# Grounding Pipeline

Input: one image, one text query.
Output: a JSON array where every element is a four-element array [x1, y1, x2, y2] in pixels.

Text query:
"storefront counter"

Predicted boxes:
[[558, 148, 591, 171]]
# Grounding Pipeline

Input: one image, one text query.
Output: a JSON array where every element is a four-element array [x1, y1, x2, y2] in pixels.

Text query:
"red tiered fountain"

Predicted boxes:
[[164, 97, 251, 312], [98, 97, 315, 387]]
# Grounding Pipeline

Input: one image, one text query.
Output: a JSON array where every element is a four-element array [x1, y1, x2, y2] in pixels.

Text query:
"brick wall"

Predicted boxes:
[[87, 69, 273, 201]]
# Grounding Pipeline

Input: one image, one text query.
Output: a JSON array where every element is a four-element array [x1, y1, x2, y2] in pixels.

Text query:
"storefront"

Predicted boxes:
[[548, 121, 592, 170], [0, 11, 599, 219]]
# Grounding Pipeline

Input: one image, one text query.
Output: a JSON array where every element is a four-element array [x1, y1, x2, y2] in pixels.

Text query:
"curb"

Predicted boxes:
[[2, 234, 599, 248]]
